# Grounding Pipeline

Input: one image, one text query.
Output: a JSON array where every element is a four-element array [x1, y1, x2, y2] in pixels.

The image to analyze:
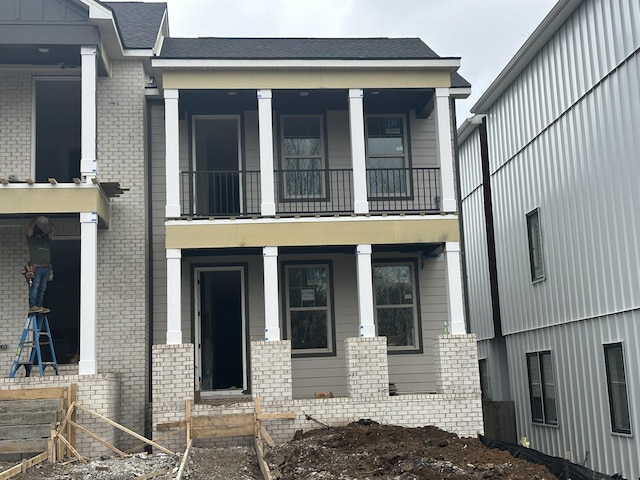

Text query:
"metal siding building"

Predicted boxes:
[[459, 0, 640, 477]]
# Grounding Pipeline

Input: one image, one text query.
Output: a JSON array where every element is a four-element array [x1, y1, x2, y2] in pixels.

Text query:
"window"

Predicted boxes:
[[284, 263, 334, 355], [604, 343, 631, 434], [526, 209, 545, 281], [527, 351, 557, 425], [373, 261, 421, 351], [366, 115, 409, 197], [479, 359, 490, 400], [281, 116, 325, 198]]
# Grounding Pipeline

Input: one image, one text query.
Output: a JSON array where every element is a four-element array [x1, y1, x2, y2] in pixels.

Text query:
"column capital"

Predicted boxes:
[[257, 89, 272, 99], [263, 246, 278, 258], [80, 211, 98, 224], [164, 89, 179, 100], [349, 88, 364, 98], [166, 248, 182, 259], [356, 244, 372, 255], [80, 45, 97, 56], [445, 241, 460, 253], [435, 87, 451, 97]]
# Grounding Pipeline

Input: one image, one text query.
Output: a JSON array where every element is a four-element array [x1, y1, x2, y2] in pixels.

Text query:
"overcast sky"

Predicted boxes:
[[121, 0, 558, 126]]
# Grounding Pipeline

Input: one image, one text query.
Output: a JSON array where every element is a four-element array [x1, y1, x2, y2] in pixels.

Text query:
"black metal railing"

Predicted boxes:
[[179, 167, 440, 217]]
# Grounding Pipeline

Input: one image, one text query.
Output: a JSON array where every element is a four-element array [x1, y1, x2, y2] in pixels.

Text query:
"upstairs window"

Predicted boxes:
[[604, 343, 631, 434], [526, 209, 545, 282], [373, 261, 421, 351], [366, 115, 409, 197], [527, 351, 557, 425], [281, 116, 325, 199]]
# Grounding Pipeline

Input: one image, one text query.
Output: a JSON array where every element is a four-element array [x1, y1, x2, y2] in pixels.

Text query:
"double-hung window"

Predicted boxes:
[[604, 343, 631, 434], [284, 263, 334, 355], [366, 115, 409, 197], [373, 261, 421, 351], [281, 115, 325, 199], [527, 351, 557, 425], [526, 209, 545, 282]]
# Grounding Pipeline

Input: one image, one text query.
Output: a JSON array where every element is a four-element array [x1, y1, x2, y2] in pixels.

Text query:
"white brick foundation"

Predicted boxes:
[[0, 374, 120, 458], [345, 337, 389, 399], [250, 340, 292, 403], [151, 344, 194, 452]]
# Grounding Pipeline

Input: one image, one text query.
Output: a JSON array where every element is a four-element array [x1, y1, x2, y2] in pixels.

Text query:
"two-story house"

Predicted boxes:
[[459, 0, 639, 477], [1, 0, 483, 457]]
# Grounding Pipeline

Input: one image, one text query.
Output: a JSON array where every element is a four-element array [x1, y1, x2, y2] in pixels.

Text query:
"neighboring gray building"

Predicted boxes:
[[459, 0, 639, 477]]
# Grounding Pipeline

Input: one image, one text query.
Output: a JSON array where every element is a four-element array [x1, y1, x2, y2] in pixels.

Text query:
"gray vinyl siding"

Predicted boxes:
[[507, 310, 639, 478]]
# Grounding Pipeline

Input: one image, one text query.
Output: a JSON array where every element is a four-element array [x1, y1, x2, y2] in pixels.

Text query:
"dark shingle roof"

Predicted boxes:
[[159, 37, 443, 60], [104, 2, 166, 49], [451, 72, 471, 88]]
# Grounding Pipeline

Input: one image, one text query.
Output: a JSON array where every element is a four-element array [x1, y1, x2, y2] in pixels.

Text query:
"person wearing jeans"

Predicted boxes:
[[26, 216, 55, 314]]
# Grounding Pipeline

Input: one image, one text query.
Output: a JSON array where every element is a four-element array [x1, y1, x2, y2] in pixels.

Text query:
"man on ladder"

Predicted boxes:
[[26, 216, 55, 314], [10, 216, 59, 377]]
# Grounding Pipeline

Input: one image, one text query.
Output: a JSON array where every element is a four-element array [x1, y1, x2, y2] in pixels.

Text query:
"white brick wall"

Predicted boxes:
[[435, 334, 481, 395], [345, 337, 389, 399], [151, 344, 194, 452], [250, 340, 292, 403], [95, 60, 149, 447]]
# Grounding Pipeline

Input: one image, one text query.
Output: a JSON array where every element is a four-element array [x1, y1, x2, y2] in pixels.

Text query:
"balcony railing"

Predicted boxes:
[[179, 167, 440, 217]]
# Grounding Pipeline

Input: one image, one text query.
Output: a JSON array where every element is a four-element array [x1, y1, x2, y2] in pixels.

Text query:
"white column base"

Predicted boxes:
[[264, 326, 281, 342], [261, 202, 276, 216], [166, 204, 181, 218], [359, 324, 376, 337], [443, 198, 457, 213], [166, 330, 183, 345], [354, 201, 369, 214], [78, 360, 97, 376]]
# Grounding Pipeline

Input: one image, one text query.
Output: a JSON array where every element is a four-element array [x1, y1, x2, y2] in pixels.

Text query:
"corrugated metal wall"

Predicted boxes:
[[460, 0, 640, 476], [507, 310, 639, 478], [459, 129, 495, 341]]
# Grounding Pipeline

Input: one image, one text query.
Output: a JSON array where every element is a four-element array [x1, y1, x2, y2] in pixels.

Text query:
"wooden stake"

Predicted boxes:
[[56, 434, 86, 464], [75, 404, 174, 455], [0, 452, 48, 480], [69, 420, 127, 457], [175, 439, 192, 480]]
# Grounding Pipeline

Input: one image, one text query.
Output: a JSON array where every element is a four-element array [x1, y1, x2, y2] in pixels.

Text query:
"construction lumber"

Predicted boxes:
[[255, 436, 275, 480], [0, 439, 47, 454], [75, 404, 174, 455], [0, 451, 48, 480], [190, 414, 255, 439], [0, 387, 66, 400], [69, 420, 126, 458], [137, 468, 169, 480], [175, 439, 192, 480], [56, 433, 86, 464], [156, 420, 186, 431], [126, 428, 185, 454]]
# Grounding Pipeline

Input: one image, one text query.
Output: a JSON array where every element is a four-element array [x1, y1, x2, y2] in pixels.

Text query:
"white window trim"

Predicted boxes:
[[280, 114, 326, 199], [526, 208, 545, 283], [284, 262, 334, 355], [372, 260, 421, 352], [527, 350, 558, 426], [604, 342, 632, 435]]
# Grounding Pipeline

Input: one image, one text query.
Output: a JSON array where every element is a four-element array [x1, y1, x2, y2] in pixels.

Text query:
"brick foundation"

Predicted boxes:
[[345, 337, 389, 399]]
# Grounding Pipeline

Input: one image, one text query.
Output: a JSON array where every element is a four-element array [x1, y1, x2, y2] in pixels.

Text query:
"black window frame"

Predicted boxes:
[[526, 208, 545, 282], [526, 351, 558, 426], [604, 342, 631, 434], [372, 258, 423, 354], [281, 260, 336, 358]]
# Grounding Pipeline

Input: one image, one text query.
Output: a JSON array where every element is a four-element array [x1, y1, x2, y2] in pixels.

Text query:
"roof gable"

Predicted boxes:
[[104, 2, 166, 49]]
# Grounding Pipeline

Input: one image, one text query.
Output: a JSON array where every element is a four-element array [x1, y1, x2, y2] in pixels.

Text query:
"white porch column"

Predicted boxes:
[[435, 88, 456, 213], [164, 89, 181, 218], [166, 248, 182, 344], [445, 242, 466, 334], [349, 89, 369, 214], [356, 244, 376, 337], [263, 246, 281, 340], [80, 46, 97, 180], [257, 90, 276, 216], [78, 211, 98, 375]]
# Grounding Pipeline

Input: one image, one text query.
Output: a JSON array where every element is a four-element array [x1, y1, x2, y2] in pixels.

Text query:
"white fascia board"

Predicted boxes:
[[165, 213, 459, 227], [456, 114, 485, 145], [151, 58, 461, 69], [450, 87, 471, 99], [123, 49, 155, 58]]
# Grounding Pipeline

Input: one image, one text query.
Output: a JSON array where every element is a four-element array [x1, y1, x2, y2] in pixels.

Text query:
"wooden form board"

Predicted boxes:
[[0, 386, 75, 456]]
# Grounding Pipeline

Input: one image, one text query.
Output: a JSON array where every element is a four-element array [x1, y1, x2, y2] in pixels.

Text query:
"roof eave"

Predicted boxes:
[[151, 58, 461, 69], [471, 0, 584, 114]]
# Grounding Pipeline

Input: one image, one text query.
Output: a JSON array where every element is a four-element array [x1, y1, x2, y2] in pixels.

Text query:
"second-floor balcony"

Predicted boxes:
[[179, 167, 440, 217]]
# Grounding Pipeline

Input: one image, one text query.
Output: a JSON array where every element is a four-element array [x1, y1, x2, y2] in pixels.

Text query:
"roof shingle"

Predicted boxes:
[[104, 2, 166, 49]]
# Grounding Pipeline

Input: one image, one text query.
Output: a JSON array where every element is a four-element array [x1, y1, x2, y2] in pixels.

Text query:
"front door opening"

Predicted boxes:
[[198, 268, 245, 393]]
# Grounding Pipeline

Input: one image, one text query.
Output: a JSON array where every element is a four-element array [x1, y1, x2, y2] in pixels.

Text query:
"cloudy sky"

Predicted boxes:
[[119, 0, 558, 125]]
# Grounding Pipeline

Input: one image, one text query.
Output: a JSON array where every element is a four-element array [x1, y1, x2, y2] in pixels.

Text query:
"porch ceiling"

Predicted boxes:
[[0, 183, 111, 228], [165, 216, 459, 249]]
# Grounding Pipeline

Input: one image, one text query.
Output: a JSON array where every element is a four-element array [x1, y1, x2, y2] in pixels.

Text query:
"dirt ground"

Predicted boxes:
[[0, 422, 558, 480]]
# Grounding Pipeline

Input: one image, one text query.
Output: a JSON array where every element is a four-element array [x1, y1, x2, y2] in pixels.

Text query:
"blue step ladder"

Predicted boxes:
[[9, 313, 59, 378]]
